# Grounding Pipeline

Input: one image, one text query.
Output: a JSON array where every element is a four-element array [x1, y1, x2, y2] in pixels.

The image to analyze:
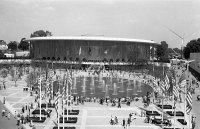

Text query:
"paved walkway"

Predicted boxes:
[[0, 68, 198, 129]]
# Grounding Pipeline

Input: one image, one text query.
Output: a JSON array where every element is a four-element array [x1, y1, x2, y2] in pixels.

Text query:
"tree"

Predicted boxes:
[[8, 41, 18, 51], [0, 40, 8, 51], [155, 45, 165, 60], [183, 38, 200, 59], [155, 41, 169, 62], [18, 38, 29, 51], [30, 30, 52, 38], [25, 71, 38, 90], [0, 68, 8, 89], [10, 67, 18, 87]]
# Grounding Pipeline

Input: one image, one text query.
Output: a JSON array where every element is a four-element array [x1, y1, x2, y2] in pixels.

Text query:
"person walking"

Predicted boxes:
[[17, 117, 20, 126], [3, 97, 6, 104], [192, 116, 196, 129], [2, 109, 5, 117], [122, 118, 126, 128]]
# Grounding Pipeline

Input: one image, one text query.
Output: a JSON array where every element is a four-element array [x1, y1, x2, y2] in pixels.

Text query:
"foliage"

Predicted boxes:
[[0, 40, 8, 51], [8, 41, 18, 51], [10, 67, 18, 86], [155, 45, 165, 60], [155, 41, 169, 62], [25, 71, 38, 88], [0, 68, 8, 78], [183, 47, 190, 59], [30, 30, 52, 38], [18, 38, 29, 51], [183, 38, 200, 59]]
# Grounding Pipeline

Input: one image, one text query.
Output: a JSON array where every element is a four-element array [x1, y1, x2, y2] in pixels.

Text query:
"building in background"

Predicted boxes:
[[27, 36, 159, 63]]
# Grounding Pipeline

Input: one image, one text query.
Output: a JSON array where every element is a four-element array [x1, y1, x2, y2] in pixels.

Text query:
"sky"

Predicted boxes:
[[0, 0, 200, 48]]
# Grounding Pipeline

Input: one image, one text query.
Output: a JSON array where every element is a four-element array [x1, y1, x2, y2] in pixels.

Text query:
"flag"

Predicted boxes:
[[152, 78, 158, 86], [160, 81, 165, 92], [186, 91, 192, 114], [165, 74, 170, 90], [173, 85, 179, 98], [186, 104, 192, 115], [79, 47, 81, 55], [55, 90, 60, 113], [180, 79, 187, 88], [67, 70, 72, 85]]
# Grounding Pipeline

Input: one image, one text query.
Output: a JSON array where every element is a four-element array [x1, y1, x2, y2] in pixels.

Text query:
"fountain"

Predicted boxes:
[[112, 83, 118, 95], [132, 79, 138, 95], [102, 80, 106, 92], [105, 84, 109, 98], [119, 78, 125, 92], [137, 79, 142, 92], [90, 76, 95, 94], [99, 74, 103, 83], [109, 77, 113, 90], [81, 76, 86, 97], [72, 76, 77, 94], [126, 80, 132, 98]]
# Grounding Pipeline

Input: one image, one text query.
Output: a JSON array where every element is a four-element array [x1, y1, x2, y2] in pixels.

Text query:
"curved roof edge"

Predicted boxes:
[[26, 36, 158, 44]]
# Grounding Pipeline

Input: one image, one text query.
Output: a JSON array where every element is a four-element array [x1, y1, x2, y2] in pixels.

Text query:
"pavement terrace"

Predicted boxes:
[[0, 69, 198, 129]]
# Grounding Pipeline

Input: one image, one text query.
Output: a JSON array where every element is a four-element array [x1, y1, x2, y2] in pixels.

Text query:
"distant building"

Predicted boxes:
[[26, 36, 159, 63]]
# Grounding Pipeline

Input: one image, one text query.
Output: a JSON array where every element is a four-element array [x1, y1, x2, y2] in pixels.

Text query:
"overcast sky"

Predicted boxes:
[[0, 0, 200, 48]]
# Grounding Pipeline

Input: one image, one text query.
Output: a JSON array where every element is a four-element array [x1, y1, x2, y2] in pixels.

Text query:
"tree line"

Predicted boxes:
[[1, 30, 52, 52]]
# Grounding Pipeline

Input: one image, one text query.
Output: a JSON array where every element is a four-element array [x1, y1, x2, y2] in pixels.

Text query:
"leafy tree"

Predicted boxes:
[[155, 45, 165, 60], [183, 47, 190, 59], [0, 68, 8, 89], [10, 67, 18, 87], [30, 30, 52, 38], [8, 41, 18, 51], [183, 38, 200, 59], [155, 41, 169, 62], [18, 38, 29, 51], [25, 71, 38, 90]]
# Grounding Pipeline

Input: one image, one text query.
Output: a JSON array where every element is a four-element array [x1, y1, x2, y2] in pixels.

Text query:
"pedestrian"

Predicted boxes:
[[2, 109, 5, 117], [25, 103, 28, 110], [118, 102, 121, 108], [14, 110, 17, 118], [22, 106, 24, 113], [21, 115, 24, 124], [17, 117, 20, 126], [3, 97, 6, 104], [192, 116, 196, 129], [127, 118, 131, 126], [122, 118, 126, 128]]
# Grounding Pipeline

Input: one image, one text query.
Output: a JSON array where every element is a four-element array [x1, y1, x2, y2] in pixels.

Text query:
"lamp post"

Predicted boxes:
[[166, 27, 184, 59]]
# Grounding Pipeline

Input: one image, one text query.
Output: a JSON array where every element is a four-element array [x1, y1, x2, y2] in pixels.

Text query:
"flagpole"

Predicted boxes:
[[58, 82, 60, 129], [63, 74, 66, 129], [184, 64, 189, 123], [174, 101, 176, 129], [39, 75, 42, 120], [58, 98, 60, 129], [162, 96, 164, 129], [189, 112, 191, 129], [67, 71, 69, 121]]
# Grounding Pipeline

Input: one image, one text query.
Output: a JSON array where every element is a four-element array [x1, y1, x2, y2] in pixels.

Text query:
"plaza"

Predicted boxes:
[[0, 63, 199, 129]]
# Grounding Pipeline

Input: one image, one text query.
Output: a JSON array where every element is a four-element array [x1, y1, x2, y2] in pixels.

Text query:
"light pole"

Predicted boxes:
[[166, 27, 184, 58]]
